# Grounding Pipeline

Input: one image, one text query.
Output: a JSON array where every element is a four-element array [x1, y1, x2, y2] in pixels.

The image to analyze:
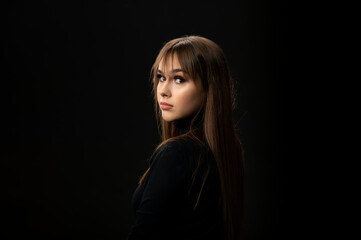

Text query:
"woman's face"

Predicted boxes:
[[157, 54, 205, 122]]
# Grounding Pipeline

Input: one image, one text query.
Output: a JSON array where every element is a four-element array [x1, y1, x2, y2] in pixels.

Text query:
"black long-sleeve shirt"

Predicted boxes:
[[127, 116, 224, 240]]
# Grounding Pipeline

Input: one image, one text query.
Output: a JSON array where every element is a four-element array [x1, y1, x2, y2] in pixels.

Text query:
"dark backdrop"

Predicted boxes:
[[1, 0, 286, 239]]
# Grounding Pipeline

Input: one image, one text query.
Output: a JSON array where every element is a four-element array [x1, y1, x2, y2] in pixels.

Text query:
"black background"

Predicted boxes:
[[2, 0, 288, 239]]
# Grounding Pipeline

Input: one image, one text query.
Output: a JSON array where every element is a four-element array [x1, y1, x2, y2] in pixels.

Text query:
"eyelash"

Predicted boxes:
[[156, 74, 185, 84]]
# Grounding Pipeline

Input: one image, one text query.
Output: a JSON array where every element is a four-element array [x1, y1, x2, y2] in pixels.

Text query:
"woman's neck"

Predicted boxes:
[[172, 112, 204, 135]]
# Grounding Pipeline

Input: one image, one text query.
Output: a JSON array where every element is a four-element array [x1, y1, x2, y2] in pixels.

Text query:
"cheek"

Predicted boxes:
[[156, 85, 161, 100], [178, 88, 202, 108]]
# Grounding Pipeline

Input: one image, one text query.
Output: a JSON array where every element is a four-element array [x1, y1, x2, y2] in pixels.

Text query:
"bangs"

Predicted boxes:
[[153, 41, 205, 89]]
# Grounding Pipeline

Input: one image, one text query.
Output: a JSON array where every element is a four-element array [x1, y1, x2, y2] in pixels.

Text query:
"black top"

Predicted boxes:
[[127, 115, 224, 240]]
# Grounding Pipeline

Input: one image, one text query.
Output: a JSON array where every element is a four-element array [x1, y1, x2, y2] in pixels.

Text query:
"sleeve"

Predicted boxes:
[[127, 142, 191, 240]]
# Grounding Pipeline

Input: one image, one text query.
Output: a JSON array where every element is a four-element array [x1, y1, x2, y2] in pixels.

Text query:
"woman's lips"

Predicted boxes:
[[160, 102, 173, 110]]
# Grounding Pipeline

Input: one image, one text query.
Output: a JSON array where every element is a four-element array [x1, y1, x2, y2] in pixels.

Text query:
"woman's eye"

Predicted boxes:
[[175, 77, 185, 84], [157, 74, 166, 82]]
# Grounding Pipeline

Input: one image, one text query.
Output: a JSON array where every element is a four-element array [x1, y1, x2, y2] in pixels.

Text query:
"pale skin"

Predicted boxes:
[[157, 54, 205, 122]]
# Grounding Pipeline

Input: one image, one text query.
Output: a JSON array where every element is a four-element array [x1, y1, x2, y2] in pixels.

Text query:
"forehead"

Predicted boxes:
[[158, 54, 181, 71]]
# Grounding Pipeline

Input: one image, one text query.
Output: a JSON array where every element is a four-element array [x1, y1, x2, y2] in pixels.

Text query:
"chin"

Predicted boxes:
[[161, 117, 174, 122], [161, 113, 177, 122]]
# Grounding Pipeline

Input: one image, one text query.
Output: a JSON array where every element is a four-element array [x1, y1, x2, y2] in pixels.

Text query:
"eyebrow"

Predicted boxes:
[[157, 68, 187, 74]]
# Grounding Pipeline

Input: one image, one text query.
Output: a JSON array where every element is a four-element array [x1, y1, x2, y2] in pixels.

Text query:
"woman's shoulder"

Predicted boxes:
[[149, 137, 206, 167], [160, 136, 205, 156]]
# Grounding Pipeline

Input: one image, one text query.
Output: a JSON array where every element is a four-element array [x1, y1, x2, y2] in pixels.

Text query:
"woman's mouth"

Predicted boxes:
[[160, 102, 173, 110]]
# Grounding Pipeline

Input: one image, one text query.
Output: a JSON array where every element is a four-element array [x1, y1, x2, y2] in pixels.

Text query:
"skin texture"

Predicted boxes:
[[157, 54, 205, 122]]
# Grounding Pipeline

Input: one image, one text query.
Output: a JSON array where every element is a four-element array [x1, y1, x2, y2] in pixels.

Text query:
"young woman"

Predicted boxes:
[[127, 36, 244, 240]]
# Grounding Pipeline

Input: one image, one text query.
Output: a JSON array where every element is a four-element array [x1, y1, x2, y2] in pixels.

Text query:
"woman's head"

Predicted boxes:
[[156, 53, 205, 122], [151, 35, 235, 134]]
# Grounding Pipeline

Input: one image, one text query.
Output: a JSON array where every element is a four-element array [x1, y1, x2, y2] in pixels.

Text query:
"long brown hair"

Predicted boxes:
[[139, 35, 244, 240]]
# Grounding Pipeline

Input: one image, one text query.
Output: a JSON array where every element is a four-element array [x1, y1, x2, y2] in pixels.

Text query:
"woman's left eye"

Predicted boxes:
[[175, 77, 185, 84]]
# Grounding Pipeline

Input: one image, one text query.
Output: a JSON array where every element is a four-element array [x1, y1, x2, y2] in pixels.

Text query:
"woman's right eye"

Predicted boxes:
[[157, 74, 166, 82]]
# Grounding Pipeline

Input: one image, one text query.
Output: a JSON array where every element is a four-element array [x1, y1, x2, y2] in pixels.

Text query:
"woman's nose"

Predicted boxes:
[[159, 81, 171, 97]]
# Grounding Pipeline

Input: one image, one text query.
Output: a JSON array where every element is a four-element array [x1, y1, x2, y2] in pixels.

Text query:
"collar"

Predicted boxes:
[[172, 112, 204, 135]]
